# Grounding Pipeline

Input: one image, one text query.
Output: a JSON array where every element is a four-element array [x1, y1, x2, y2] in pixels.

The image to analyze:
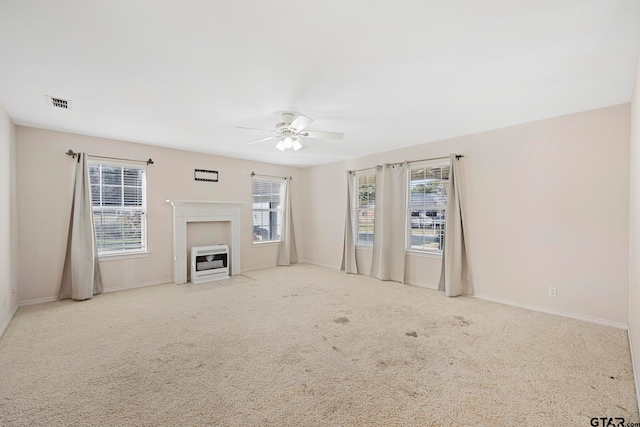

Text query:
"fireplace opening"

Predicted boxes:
[[190, 245, 229, 284]]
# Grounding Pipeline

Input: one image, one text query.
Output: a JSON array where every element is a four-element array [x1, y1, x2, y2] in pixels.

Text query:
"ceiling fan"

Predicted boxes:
[[237, 112, 344, 151]]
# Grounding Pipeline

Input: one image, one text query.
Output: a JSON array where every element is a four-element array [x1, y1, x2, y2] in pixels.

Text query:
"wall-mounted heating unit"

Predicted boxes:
[[190, 245, 229, 284]]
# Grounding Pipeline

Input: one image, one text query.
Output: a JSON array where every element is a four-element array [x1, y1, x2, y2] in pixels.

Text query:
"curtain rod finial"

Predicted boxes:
[[65, 149, 77, 159]]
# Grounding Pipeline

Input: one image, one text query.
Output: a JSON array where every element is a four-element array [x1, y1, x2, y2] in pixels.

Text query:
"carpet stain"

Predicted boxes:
[[302, 383, 315, 395], [280, 353, 302, 364], [332, 346, 342, 353], [404, 389, 419, 398], [405, 331, 418, 338], [454, 315, 472, 326], [333, 317, 350, 324]]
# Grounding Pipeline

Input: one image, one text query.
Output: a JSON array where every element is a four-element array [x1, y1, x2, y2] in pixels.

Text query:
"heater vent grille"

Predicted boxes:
[[191, 245, 229, 284], [45, 95, 72, 109]]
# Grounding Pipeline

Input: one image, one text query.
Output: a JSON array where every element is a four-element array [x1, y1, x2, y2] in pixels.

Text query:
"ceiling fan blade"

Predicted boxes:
[[234, 126, 279, 134], [290, 114, 314, 131], [247, 136, 277, 145], [301, 131, 344, 140]]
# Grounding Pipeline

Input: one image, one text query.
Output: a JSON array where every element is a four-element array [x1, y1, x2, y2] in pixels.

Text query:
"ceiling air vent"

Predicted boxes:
[[45, 95, 72, 110]]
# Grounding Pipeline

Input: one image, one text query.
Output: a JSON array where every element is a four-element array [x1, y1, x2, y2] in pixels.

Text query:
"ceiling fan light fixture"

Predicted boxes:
[[241, 112, 343, 153]]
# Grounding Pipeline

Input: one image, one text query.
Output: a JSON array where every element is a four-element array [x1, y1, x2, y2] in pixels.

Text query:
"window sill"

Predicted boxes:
[[253, 240, 281, 247], [98, 251, 149, 262], [405, 250, 442, 260], [355, 245, 373, 251], [355, 247, 441, 259]]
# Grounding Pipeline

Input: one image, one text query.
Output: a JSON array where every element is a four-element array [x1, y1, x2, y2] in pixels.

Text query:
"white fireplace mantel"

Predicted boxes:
[[166, 200, 244, 284]]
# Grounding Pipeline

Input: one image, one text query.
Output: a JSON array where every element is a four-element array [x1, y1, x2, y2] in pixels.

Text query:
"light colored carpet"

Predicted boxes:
[[0, 263, 636, 426]]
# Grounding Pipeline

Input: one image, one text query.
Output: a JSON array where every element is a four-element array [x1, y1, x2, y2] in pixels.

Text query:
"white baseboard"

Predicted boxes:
[[297, 263, 625, 329], [242, 263, 277, 272], [472, 293, 628, 330], [0, 303, 19, 338], [242, 260, 341, 272], [103, 278, 173, 293], [19, 296, 58, 307], [300, 259, 340, 270], [301, 260, 441, 291], [18, 279, 174, 306], [407, 282, 439, 290], [628, 330, 640, 416]]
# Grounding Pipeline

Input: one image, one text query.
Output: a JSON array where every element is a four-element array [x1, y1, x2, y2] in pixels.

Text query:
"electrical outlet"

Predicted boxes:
[[548, 287, 557, 297]]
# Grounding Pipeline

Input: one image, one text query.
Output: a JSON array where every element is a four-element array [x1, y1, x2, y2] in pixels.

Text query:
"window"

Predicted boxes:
[[407, 161, 449, 253], [355, 171, 375, 245], [89, 161, 147, 256], [252, 177, 284, 243]]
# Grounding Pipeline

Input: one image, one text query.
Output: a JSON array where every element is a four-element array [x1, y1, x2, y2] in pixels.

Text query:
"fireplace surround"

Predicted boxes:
[[166, 200, 243, 285]]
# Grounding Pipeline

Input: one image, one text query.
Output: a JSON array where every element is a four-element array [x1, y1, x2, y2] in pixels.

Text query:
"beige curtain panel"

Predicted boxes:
[[341, 171, 358, 274], [439, 154, 468, 296], [371, 162, 407, 283], [59, 153, 103, 301], [277, 177, 298, 266]]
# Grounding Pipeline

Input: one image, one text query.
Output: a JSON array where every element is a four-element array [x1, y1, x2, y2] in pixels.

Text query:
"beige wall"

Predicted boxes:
[[10, 104, 633, 327], [16, 126, 304, 302], [628, 60, 640, 406], [303, 104, 630, 326], [0, 104, 18, 334]]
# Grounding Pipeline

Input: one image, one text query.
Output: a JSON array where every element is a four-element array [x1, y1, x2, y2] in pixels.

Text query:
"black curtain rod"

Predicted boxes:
[[251, 172, 292, 180], [410, 154, 464, 163], [65, 149, 154, 165], [350, 154, 464, 173]]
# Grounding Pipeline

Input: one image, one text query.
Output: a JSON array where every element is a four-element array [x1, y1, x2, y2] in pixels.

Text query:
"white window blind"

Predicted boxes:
[[252, 177, 284, 243], [89, 161, 147, 256], [355, 171, 375, 245], [407, 161, 449, 253]]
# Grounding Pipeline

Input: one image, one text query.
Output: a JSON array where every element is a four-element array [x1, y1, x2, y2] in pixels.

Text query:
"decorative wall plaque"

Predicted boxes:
[[195, 169, 218, 182]]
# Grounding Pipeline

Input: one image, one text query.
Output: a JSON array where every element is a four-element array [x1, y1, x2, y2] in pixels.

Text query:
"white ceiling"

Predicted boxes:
[[1, 0, 639, 167]]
